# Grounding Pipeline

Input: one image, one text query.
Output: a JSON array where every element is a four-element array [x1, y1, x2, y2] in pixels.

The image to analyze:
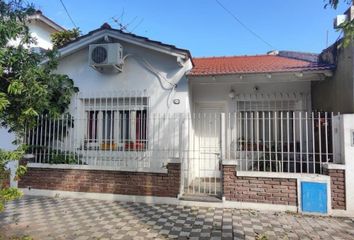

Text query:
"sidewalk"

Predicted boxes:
[[0, 196, 353, 239]]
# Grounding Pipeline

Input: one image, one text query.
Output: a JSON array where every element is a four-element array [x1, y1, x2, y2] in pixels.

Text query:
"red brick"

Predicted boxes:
[[327, 169, 346, 210], [19, 163, 181, 198]]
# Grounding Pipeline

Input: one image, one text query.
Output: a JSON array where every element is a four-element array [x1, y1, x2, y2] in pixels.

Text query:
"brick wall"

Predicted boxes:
[[324, 168, 346, 210], [1, 169, 10, 189], [18, 163, 180, 198], [223, 165, 297, 206], [1, 176, 10, 189]]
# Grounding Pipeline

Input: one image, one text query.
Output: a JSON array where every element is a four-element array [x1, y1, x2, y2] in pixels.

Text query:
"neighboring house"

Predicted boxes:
[[17, 11, 354, 216], [312, 5, 354, 113], [8, 10, 65, 50], [0, 11, 64, 150], [312, 39, 354, 113]]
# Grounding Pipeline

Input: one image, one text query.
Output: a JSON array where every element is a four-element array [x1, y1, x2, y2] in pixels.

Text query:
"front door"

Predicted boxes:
[[182, 103, 225, 197]]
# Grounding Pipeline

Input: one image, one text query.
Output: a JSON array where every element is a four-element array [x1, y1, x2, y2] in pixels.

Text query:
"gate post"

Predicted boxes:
[[178, 113, 184, 198], [220, 113, 226, 161]]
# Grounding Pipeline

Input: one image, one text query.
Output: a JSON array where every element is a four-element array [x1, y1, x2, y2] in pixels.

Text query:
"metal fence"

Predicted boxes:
[[24, 111, 337, 176], [224, 111, 337, 174]]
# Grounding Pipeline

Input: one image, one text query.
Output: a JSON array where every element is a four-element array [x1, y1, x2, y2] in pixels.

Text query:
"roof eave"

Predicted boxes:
[[55, 28, 191, 62], [188, 68, 335, 78], [28, 14, 66, 32]]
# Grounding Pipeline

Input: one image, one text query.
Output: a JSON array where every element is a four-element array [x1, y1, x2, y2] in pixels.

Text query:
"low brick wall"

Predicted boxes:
[[18, 163, 180, 198], [223, 165, 297, 206], [1, 170, 10, 188], [1, 177, 10, 189], [325, 168, 346, 210]]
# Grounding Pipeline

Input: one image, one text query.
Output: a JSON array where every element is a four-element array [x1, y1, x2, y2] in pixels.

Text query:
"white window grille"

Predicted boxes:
[[82, 97, 149, 151]]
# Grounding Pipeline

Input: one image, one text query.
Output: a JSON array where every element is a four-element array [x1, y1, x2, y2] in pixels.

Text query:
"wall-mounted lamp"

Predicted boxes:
[[228, 89, 235, 99], [295, 72, 303, 78]]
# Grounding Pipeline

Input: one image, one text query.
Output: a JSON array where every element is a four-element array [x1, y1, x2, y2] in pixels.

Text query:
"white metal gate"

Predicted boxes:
[[181, 104, 224, 197]]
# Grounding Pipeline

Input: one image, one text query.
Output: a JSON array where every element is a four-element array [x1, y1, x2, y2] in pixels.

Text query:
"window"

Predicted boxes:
[[83, 97, 148, 151], [235, 100, 298, 151]]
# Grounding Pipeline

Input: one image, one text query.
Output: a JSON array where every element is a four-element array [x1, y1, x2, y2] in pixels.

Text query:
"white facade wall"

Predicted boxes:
[[191, 81, 311, 112], [338, 114, 354, 215], [8, 20, 57, 50], [57, 43, 191, 115], [54, 40, 192, 170], [28, 21, 56, 50]]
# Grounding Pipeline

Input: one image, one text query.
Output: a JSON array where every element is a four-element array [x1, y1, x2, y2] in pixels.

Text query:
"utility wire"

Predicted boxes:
[[59, 0, 77, 28], [215, 0, 275, 49]]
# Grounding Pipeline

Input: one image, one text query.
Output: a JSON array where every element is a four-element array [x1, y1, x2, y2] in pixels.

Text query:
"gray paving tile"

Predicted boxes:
[[0, 195, 353, 239]]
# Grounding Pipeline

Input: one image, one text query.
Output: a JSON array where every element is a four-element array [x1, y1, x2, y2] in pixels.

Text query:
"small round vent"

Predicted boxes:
[[91, 46, 107, 64]]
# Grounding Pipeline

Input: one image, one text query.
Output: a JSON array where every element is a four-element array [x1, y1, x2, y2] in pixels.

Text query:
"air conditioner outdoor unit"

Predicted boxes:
[[89, 43, 124, 73]]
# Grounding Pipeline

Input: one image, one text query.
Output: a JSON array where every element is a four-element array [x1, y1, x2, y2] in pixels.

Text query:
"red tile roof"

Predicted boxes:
[[188, 55, 334, 76]]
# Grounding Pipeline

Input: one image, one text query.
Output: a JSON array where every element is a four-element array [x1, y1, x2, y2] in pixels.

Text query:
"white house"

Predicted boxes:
[[0, 11, 65, 151], [8, 10, 65, 50], [16, 16, 353, 216]]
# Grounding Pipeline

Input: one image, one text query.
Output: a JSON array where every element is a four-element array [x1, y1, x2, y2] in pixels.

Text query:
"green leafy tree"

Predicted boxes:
[[0, 0, 78, 211], [51, 28, 80, 48]]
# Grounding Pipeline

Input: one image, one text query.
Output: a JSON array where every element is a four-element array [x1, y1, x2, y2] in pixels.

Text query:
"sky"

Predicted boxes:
[[31, 0, 350, 57]]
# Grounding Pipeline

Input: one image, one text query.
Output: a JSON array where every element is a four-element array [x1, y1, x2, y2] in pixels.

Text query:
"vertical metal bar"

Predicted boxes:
[[215, 112, 218, 195], [84, 97, 89, 166], [251, 112, 254, 171], [287, 112, 290, 173], [262, 111, 266, 171], [299, 111, 302, 173], [192, 113, 196, 194], [256, 111, 260, 171], [66, 114, 71, 163], [280, 111, 283, 172], [35, 116, 39, 162], [198, 113, 201, 194], [64, 114, 68, 162], [203, 112, 206, 194], [51, 116, 56, 161], [312, 112, 315, 173], [43, 114, 49, 163], [39, 115, 44, 163], [325, 112, 329, 164], [305, 112, 309, 173], [239, 111, 242, 170], [110, 95, 114, 167], [186, 113, 190, 194], [274, 111, 278, 172], [74, 93, 79, 164], [245, 112, 248, 170], [331, 112, 335, 163], [293, 112, 296, 173], [318, 112, 322, 173], [268, 111, 271, 172], [152, 112, 156, 170], [60, 114, 64, 163]]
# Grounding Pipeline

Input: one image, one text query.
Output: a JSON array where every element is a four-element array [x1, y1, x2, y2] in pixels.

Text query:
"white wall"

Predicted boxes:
[[57, 42, 191, 115], [191, 81, 311, 112], [54, 39, 192, 170], [29, 21, 56, 50], [340, 114, 354, 214], [8, 20, 56, 50], [0, 128, 17, 150]]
